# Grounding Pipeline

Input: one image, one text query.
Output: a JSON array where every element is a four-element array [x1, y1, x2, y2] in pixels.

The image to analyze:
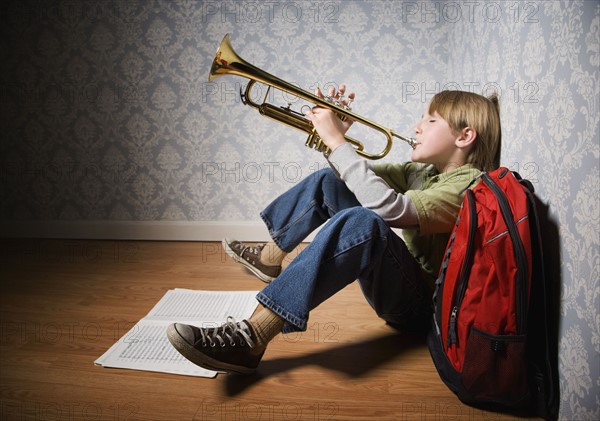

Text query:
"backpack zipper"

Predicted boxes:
[[448, 189, 477, 346], [448, 306, 459, 345], [481, 173, 528, 334]]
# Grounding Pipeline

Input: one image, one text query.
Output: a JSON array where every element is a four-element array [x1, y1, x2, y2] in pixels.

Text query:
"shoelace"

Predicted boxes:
[[198, 317, 256, 348], [239, 243, 265, 258]]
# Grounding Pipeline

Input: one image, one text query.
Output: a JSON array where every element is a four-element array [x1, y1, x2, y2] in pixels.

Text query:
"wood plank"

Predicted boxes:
[[0, 239, 537, 420]]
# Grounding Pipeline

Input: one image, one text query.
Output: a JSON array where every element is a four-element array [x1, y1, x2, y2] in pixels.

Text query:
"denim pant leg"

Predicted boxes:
[[257, 207, 432, 333], [260, 168, 360, 252]]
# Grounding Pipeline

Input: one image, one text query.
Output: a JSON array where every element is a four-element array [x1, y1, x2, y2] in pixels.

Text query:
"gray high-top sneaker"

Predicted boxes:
[[166, 317, 265, 375]]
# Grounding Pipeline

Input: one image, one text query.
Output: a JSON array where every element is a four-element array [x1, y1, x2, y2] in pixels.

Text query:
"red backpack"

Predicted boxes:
[[427, 167, 558, 420]]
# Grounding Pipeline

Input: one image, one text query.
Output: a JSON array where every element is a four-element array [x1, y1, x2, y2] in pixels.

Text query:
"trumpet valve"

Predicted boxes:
[[305, 130, 331, 155]]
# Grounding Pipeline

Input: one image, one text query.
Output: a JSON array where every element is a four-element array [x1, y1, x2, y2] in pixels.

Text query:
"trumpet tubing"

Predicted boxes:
[[209, 34, 416, 159]]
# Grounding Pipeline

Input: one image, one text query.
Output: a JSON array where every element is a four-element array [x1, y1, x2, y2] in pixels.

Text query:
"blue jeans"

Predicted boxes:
[[257, 168, 432, 334]]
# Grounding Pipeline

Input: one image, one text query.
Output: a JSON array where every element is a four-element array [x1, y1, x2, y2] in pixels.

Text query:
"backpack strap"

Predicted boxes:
[[524, 188, 559, 420]]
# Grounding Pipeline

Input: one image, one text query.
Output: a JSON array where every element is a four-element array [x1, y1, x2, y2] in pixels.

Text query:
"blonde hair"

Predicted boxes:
[[428, 90, 502, 172]]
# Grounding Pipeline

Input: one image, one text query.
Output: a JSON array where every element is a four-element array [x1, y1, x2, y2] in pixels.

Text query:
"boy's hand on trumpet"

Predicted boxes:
[[305, 84, 355, 153]]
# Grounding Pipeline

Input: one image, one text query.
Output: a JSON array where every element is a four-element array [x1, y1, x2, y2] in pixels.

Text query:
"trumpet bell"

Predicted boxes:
[[209, 34, 245, 82], [209, 34, 293, 95]]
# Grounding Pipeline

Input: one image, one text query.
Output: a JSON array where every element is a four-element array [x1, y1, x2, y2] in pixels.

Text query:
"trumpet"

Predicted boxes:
[[208, 34, 416, 159]]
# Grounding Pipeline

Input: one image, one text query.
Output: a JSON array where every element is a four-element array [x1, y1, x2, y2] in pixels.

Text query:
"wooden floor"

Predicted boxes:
[[0, 239, 539, 421]]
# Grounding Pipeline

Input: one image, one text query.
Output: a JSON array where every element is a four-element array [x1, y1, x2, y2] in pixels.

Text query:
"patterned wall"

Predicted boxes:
[[1, 1, 598, 419], [446, 2, 599, 420]]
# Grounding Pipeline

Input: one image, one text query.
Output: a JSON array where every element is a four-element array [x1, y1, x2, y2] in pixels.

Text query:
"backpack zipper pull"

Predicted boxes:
[[448, 306, 458, 346], [458, 172, 485, 195]]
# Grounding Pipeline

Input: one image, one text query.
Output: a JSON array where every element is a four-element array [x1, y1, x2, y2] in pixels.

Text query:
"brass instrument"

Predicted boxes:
[[208, 34, 416, 159]]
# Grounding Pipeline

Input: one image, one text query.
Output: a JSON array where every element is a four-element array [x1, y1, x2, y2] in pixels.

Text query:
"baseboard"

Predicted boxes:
[[0, 220, 317, 242]]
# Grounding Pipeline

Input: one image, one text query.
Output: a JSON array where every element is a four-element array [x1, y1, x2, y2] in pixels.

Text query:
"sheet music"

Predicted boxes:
[[95, 289, 258, 377]]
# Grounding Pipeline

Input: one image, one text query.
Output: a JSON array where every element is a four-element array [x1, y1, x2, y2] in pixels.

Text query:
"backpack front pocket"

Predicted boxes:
[[461, 327, 529, 403]]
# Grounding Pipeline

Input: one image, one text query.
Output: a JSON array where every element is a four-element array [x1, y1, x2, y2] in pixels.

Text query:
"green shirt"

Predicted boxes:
[[373, 162, 481, 279]]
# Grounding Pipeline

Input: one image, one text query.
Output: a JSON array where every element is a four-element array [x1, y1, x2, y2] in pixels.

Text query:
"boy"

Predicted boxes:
[[167, 89, 502, 375]]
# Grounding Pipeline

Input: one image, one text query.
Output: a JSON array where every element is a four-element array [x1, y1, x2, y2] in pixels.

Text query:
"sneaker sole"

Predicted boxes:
[[166, 324, 256, 375], [222, 238, 276, 283]]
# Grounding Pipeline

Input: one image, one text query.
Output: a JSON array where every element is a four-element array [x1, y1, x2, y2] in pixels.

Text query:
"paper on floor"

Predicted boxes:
[[94, 289, 258, 377]]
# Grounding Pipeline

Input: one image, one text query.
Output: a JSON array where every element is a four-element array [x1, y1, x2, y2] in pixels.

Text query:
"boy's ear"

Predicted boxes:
[[456, 127, 477, 149]]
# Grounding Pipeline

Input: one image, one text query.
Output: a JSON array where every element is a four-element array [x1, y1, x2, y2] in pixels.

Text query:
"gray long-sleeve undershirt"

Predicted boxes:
[[326, 143, 419, 229]]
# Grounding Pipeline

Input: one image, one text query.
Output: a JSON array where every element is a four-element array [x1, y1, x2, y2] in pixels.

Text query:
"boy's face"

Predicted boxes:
[[411, 111, 461, 171]]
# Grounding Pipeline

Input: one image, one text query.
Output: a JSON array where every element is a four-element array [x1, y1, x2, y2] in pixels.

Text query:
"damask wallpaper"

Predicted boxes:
[[0, 1, 598, 419]]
